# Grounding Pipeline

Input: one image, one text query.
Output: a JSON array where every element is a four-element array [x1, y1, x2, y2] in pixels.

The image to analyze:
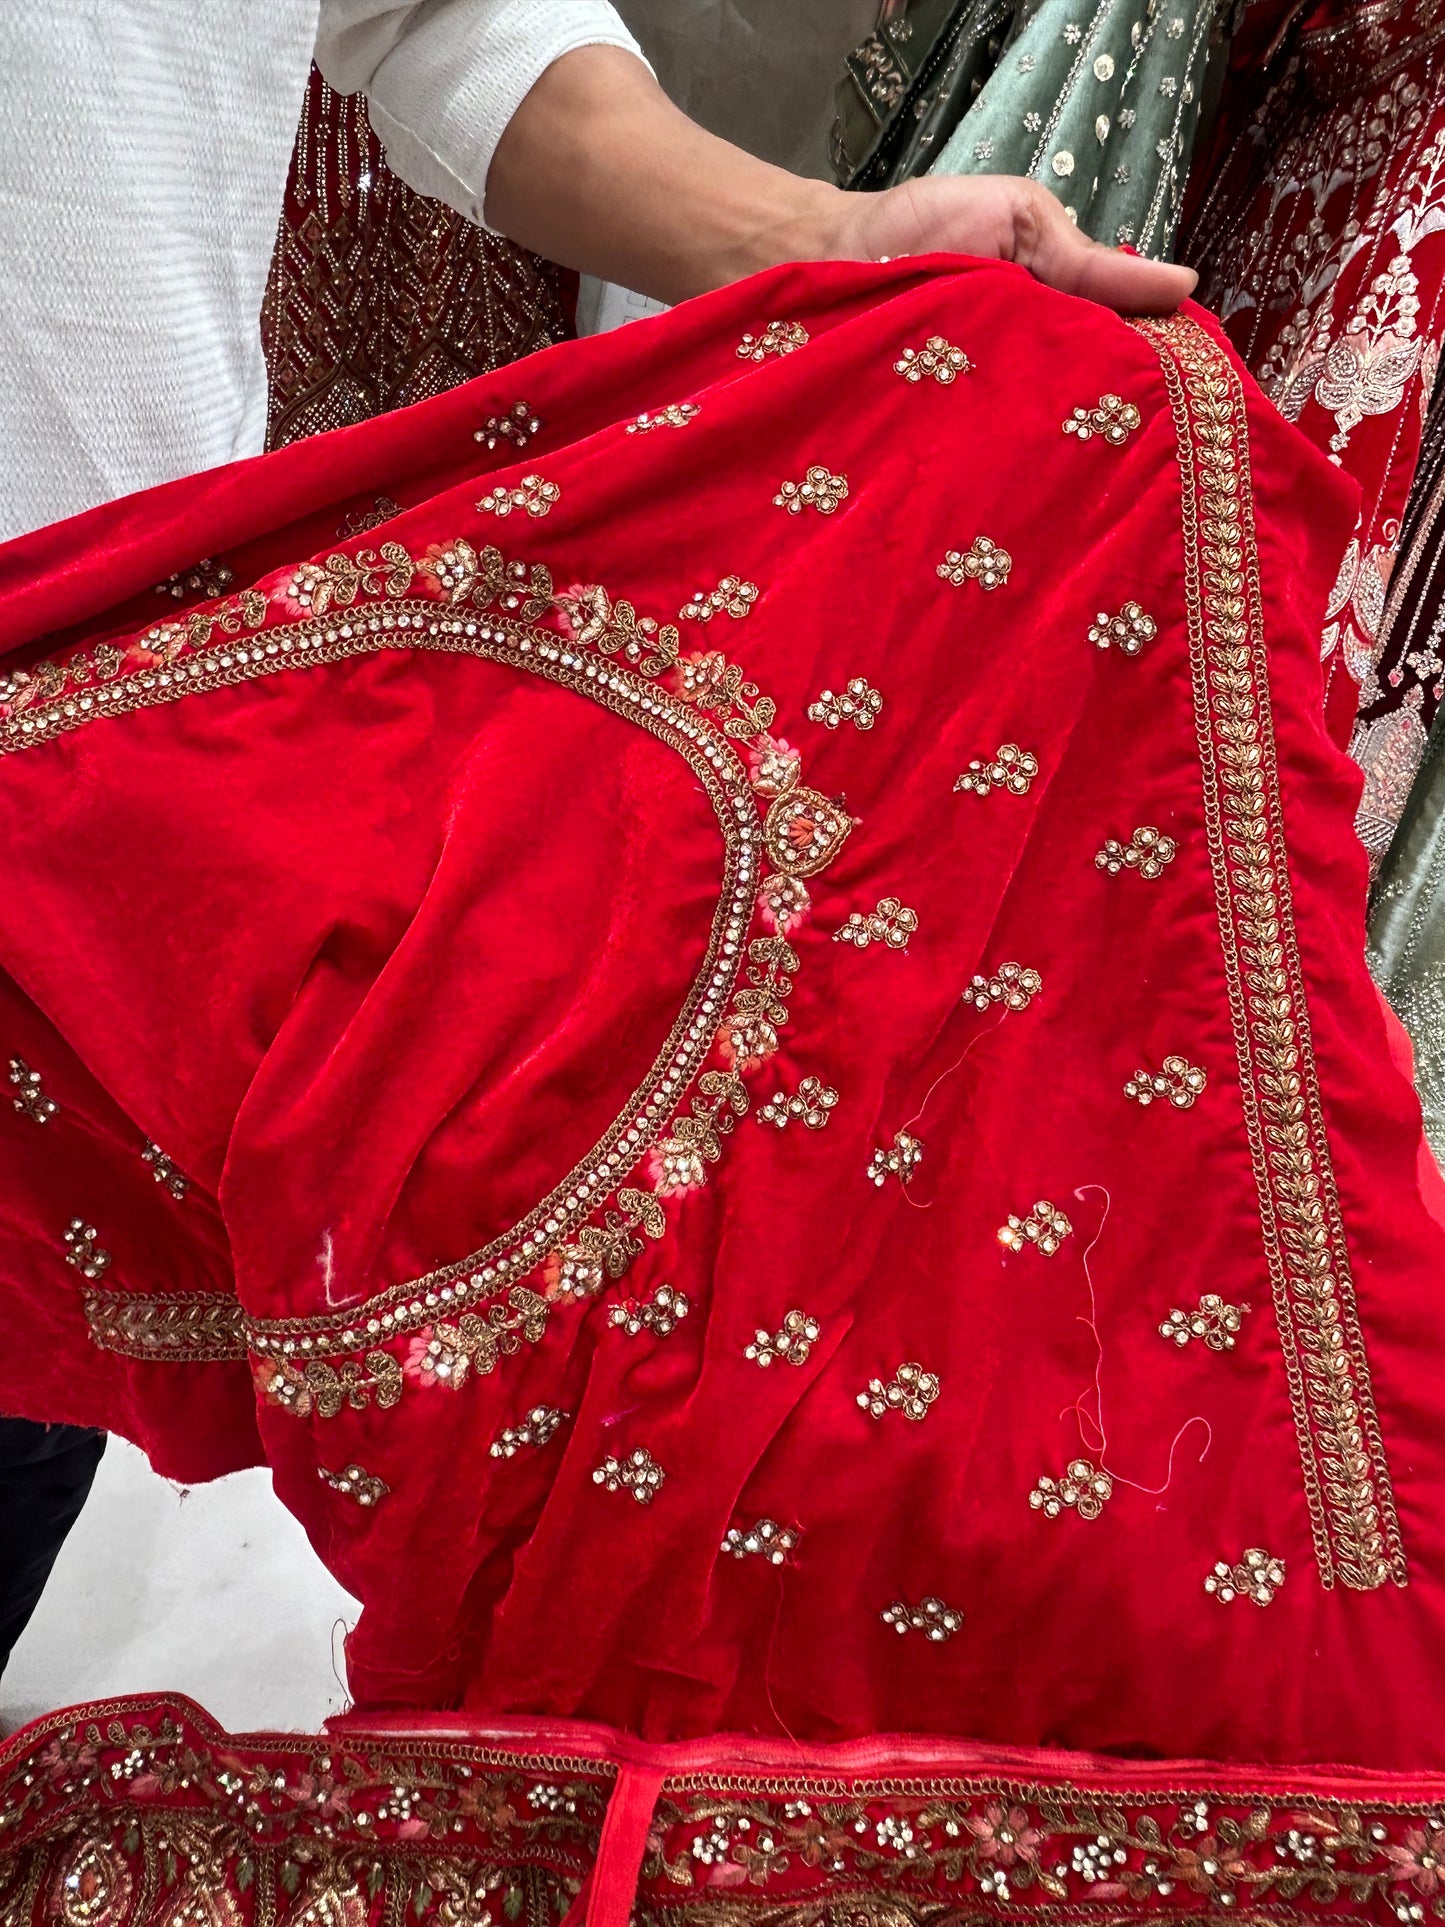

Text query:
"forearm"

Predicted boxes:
[[485, 46, 841, 305]]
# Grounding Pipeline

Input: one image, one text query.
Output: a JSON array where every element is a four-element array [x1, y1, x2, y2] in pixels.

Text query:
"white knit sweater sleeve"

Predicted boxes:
[[314, 0, 650, 233]]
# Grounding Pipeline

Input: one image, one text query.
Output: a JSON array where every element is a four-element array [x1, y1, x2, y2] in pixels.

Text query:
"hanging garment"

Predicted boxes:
[[830, 0, 1232, 258], [261, 69, 574, 452], [7, 1694, 1445, 1924], [1183, 0, 1445, 854], [2, 259, 1444, 1769], [1372, 710, 1445, 1170]]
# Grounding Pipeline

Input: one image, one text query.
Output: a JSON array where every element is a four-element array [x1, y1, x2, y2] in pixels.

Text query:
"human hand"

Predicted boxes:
[[819, 173, 1197, 315]]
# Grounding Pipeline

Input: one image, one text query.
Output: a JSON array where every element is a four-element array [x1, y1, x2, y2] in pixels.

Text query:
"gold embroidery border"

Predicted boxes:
[[1131, 314, 1406, 1592], [8, 588, 801, 1369], [82, 1286, 246, 1363]]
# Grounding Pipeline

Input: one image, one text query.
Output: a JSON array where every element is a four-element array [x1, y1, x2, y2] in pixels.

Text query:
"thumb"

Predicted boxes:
[[1007, 180, 1197, 315]]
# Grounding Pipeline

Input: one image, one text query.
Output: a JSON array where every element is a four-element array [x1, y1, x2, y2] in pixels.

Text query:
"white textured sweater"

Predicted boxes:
[[0, 0, 642, 544]]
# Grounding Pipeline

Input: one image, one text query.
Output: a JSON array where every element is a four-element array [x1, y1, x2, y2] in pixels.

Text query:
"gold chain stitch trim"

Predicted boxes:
[[1130, 314, 1405, 1592]]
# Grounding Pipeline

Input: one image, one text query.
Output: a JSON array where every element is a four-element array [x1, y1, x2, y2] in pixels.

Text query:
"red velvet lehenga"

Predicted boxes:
[[3, 257, 1445, 1923]]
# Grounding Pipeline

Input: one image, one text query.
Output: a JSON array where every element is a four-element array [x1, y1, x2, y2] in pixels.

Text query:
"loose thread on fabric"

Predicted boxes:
[[1062, 1183, 1212, 1498], [329, 1618, 354, 1713], [760, 1560, 803, 1748], [898, 1011, 1009, 1211]]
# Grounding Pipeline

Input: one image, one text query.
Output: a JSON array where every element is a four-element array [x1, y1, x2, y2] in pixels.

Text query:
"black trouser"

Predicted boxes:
[[0, 1417, 105, 1679]]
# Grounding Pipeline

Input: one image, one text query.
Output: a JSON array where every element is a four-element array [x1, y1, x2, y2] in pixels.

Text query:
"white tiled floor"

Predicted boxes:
[[3, 1437, 357, 1735]]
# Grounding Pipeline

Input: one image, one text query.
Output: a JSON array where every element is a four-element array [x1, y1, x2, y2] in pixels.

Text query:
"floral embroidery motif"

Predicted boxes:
[[1124, 1056, 1207, 1109], [404, 1292, 549, 1392], [1160, 1293, 1248, 1351], [141, 1141, 190, 1199], [1134, 314, 1404, 1590], [475, 474, 560, 519], [736, 320, 809, 360], [336, 496, 405, 538], [760, 787, 855, 881], [834, 897, 917, 950], [773, 467, 848, 515], [1096, 825, 1177, 878], [1205, 1547, 1285, 1605], [680, 576, 758, 622], [1089, 601, 1158, 656], [964, 962, 1041, 1011], [807, 677, 882, 730], [757, 1075, 839, 1130], [721, 1519, 799, 1563], [1064, 394, 1141, 444], [938, 536, 1012, 590], [881, 1596, 964, 1640], [998, 1200, 1072, 1256], [474, 400, 541, 451], [858, 1361, 940, 1421], [84, 1287, 246, 1362], [278, 546, 412, 616], [490, 1405, 568, 1457], [8, 1055, 57, 1124], [894, 336, 972, 384], [63, 1218, 110, 1279], [745, 1308, 819, 1367], [317, 1462, 389, 1507], [1030, 1459, 1113, 1520], [755, 871, 810, 937], [417, 539, 482, 603], [608, 1282, 690, 1337], [955, 743, 1038, 798], [627, 403, 700, 433], [593, 1446, 665, 1504], [867, 1130, 924, 1187], [154, 557, 234, 601]]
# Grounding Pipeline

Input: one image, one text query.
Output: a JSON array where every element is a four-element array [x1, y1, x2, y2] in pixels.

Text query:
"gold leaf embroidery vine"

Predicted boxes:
[[1133, 313, 1404, 1592]]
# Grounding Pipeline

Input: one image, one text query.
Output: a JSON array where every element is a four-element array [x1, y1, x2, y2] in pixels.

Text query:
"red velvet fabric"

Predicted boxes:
[[1, 260, 1443, 1777]]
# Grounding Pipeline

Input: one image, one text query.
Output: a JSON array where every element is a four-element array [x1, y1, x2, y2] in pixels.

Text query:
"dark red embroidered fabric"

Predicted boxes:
[[261, 66, 573, 452], [1, 260, 1443, 1782], [5, 1696, 1445, 1923], [1183, 0, 1445, 856]]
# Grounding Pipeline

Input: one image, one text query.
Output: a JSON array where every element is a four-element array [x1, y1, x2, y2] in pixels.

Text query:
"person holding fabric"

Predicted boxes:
[[0, 0, 1192, 1687]]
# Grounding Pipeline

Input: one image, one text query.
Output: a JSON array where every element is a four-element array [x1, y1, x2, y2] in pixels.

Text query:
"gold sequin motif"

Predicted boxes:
[[746, 1309, 819, 1367], [1160, 1294, 1247, 1351], [680, 577, 758, 622], [757, 1076, 838, 1130], [964, 962, 1041, 1011], [475, 474, 560, 519], [722, 1519, 799, 1562], [1124, 1056, 1207, 1108], [774, 467, 848, 515], [1030, 1459, 1113, 1519], [318, 1462, 389, 1507], [1206, 1548, 1285, 1605], [955, 743, 1038, 797], [608, 1283, 690, 1337], [474, 401, 541, 451], [808, 677, 882, 730], [1063, 394, 1141, 444], [141, 1141, 190, 1199], [938, 536, 1012, 590], [894, 336, 972, 384], [490, 1406, 568, 1457], [627, 403, 700, 433], [835, 897, 917, 950], [736, 320, 809, 360], [882, 1596, 963, 1639], [1089, 601, 1157, 655], [593, 1447, 665, 1503], [998, 1200, 1072, 1255], [63, 1219, 110, 1280], [1096, 826, 1176, 878], [858, 1361, 940, 1421], [9, 1056, 56, 1124], [867, 1130, 924, 1187]]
